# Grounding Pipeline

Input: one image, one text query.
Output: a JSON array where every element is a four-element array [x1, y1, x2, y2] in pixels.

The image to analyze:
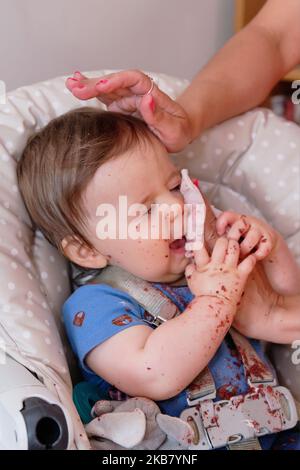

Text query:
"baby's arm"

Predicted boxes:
[[217, 211, 300, 296], [87, 238, 256, 400]]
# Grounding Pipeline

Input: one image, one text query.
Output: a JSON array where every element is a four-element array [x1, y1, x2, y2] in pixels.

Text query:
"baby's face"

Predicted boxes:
[[82, 136, 191, 284]]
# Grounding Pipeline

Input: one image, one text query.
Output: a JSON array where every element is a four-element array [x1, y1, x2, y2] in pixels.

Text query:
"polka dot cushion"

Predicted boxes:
[[0, 70, 299, 447]]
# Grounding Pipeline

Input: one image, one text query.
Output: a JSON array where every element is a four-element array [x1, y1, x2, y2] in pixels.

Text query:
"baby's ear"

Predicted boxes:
[[60, 235, 108, 269]]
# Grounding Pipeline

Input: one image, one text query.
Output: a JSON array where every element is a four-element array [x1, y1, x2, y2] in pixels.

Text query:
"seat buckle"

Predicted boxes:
[[143, 311, 166, 327], [180, 385, 298, 450]]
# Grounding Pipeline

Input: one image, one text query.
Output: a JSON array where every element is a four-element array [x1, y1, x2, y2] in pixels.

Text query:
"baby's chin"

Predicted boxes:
[[140, 269, 187, 285]]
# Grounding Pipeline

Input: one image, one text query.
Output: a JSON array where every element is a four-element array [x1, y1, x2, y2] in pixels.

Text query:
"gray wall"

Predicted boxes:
[[0, 0, 234, 91]]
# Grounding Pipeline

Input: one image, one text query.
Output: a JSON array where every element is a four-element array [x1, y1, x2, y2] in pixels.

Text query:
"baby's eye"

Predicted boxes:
[[171, 183, 181, 192]]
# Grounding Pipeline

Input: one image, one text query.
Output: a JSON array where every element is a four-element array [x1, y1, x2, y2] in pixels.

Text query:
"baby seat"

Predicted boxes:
[[0, 70, 299, 449]]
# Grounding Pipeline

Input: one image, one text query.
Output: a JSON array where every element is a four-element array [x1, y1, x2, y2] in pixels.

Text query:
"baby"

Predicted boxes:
[[17, 107, 300, 447]]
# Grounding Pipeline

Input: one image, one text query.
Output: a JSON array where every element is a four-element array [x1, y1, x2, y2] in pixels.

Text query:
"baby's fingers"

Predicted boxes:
[[226, 216, 250, 241], [237, 254, 257, 277], [239, 228, 261, 256], [185, 263, 196, 279], [210, 237, 228, 264], [253, 236, 273, 260], [224, 239, 240, 267], [194, 246, 210, 269]]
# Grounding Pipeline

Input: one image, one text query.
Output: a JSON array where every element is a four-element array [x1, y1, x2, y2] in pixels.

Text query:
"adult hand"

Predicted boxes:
[[65, 70, 192, 152]]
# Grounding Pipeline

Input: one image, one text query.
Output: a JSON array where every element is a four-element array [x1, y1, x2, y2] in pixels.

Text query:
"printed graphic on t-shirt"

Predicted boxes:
[[112, 314, 133, 326], [73, 311, 85, 327]]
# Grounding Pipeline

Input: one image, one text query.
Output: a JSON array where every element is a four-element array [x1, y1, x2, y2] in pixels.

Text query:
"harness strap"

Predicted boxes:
[[227, 437, 262, 450], [229, 329, 276, 386], [95, 265, 180, 323], [186, 367, 216, 404]]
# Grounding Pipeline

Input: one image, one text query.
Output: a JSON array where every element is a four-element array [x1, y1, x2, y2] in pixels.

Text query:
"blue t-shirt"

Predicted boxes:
[[62, 282, 271, 416]]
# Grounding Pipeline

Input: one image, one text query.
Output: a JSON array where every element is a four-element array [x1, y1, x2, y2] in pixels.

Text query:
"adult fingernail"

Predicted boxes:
[[95, 79, 109, 86], [73, 71, 83, 79], [149, 96, 155, 112]]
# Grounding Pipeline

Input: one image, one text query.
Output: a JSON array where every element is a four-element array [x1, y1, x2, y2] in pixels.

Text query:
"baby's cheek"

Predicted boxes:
[[141, 240, 170, 266], [136, 239, 166, 260]]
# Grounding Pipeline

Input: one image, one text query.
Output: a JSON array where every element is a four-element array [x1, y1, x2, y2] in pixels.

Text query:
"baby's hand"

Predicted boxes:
[[216, 211, 278, 261], [185, 237, 256, 307]]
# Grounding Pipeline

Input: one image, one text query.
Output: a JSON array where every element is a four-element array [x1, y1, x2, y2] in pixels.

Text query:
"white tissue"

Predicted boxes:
[[180, 169, 206, 257]]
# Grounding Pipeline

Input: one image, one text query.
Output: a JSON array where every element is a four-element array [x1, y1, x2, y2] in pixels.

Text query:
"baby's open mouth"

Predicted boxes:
[[169, 236, 186, 250]]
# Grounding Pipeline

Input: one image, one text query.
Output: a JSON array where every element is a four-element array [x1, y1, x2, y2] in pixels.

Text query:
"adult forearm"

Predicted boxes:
[[177, 23, 286, 140], [269, 294, 300, 343], [263, 235, 300, 296], [137, 296, 235, 400]]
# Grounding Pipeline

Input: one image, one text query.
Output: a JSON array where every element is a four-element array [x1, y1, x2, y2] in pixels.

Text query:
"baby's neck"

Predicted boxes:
[[169, 275, 187, 287]]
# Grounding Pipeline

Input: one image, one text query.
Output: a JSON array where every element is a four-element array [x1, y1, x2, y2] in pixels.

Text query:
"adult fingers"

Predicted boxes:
[[94, 69, 155, 97], [65, 76, 122, 104], [107, 95, 143, 115], [139, 93, 191, 152]]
